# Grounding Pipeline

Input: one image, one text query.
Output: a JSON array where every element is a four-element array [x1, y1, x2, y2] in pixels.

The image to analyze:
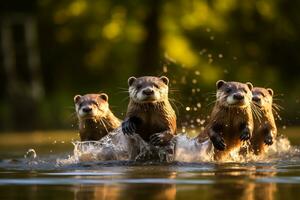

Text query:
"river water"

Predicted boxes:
[[0, 129, 300, 200]]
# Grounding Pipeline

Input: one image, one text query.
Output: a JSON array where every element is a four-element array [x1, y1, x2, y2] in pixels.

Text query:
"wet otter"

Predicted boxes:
[[198, 80, 254, 160], [122, 76, 177, 147], [250, 87, 277, 155], [74, 93, 121, 141]]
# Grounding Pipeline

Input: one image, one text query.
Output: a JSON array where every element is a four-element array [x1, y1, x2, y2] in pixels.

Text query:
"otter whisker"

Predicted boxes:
[[121, 96, 129, 103], [272, 103, 284, 111], [169, 98, 184, 108], [251, 103, 262, 122], [206, 100, 217, 108]]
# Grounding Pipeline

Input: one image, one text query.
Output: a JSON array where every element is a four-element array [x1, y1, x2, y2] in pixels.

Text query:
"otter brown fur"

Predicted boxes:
[[250, 87, 277, 155], [122, 76, 176, 147], [74, 93, 121, 141], [197, 80, 254, 160]]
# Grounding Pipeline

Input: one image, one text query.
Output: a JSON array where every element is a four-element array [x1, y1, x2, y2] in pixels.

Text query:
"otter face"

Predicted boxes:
[[216, 80, 253, 108], [128, 76, 169, 103], [74, 93, 109, 119], [252, 87, 273, 108]]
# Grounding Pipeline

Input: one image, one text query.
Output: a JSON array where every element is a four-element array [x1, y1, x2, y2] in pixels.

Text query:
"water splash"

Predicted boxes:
[[174, 134, 295, 163], [57, 128, 176, 166], [24, 149, 38, 165], [175, 134, 213, 162]]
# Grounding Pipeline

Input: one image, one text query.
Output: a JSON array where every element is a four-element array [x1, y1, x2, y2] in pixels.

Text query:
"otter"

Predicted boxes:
[[74, 93, 121, 141], [122, 76, 177, 147], [250, 87, 277, 155], [198, 80, 254, 160]]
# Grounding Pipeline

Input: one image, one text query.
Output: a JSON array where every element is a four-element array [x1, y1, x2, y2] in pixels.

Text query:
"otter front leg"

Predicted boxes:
[[149, 130, 174, 146], [122, 117, 142, 135], [240, 123, 252, 141], [264, 128, 275, 145], [209, 124, 226, 151]]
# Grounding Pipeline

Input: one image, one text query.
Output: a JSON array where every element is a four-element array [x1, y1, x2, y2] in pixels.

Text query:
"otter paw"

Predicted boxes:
[[240, 129, 251, 141], [264, 135, 273, 145], [121, 120, 136, 135], [150, 132, 173, 146], [210, 135, 226, 151]]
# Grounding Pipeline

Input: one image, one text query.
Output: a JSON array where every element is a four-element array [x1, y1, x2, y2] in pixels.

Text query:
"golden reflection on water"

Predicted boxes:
[[71, 165, 280, 200]]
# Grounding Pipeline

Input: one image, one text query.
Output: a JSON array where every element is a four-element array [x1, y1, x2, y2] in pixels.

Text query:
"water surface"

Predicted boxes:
[[0, 129, 300, 200]]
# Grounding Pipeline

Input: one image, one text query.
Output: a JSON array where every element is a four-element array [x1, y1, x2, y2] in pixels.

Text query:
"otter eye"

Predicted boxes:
[[243, 89, 248, 93], [136, 84, 142, 90], [261, 93, 265, 97], [91, 101, 99, 107], [226, 88, 232, 93], [154, 84, 159, 88]]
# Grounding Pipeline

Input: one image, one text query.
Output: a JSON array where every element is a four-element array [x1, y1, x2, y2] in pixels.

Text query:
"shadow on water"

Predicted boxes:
[[0, 129, 300, 200]]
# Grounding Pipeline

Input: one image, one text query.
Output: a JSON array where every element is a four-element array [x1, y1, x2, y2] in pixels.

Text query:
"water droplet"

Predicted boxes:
[[186, 107, 191, 111], [282, 125, 287, 130], [210, 36, 215, 40], [218, 54, 223, 58], [199, 49, 207, 55], [163, 65, 168, 73], [24, 149, 37, 160]]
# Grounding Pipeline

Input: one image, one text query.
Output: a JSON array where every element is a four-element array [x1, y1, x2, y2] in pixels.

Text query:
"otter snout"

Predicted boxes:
[[233, 93, 244, 101], [227, 92, 247, 106], [142, 88, 154, 96], [82, 106, 92, 113]]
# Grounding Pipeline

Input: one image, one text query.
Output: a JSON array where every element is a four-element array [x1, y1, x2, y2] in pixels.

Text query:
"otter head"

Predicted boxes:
[[216, 80, 253, 108], [252, 87, 273, 109], [128, 76, 169, 103], [74, 93, 109, 120]]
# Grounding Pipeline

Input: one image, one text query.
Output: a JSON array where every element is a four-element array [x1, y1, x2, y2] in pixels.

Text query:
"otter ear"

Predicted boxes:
[[160, 76, 169, 85], [246, 82, 253, 91], [99, 93, 108, 102], [74, 95, 82, 104], [128, 77, 136, 86], [267, 88, 274, 96], [216, 80, 226, 89]]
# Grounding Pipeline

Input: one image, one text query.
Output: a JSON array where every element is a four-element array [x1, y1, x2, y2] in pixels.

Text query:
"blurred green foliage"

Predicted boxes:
[[0, 0, 300, 131]]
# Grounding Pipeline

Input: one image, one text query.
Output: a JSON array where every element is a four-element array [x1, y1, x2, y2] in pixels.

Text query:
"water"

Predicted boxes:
[[0, 128, 300, 200]]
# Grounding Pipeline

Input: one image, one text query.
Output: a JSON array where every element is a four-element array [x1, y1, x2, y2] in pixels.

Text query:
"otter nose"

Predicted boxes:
[[82, 107, 92, 113], [233, 93, 244, 100], [252, 96, 261, 102], [142, 88, 154, 96]]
